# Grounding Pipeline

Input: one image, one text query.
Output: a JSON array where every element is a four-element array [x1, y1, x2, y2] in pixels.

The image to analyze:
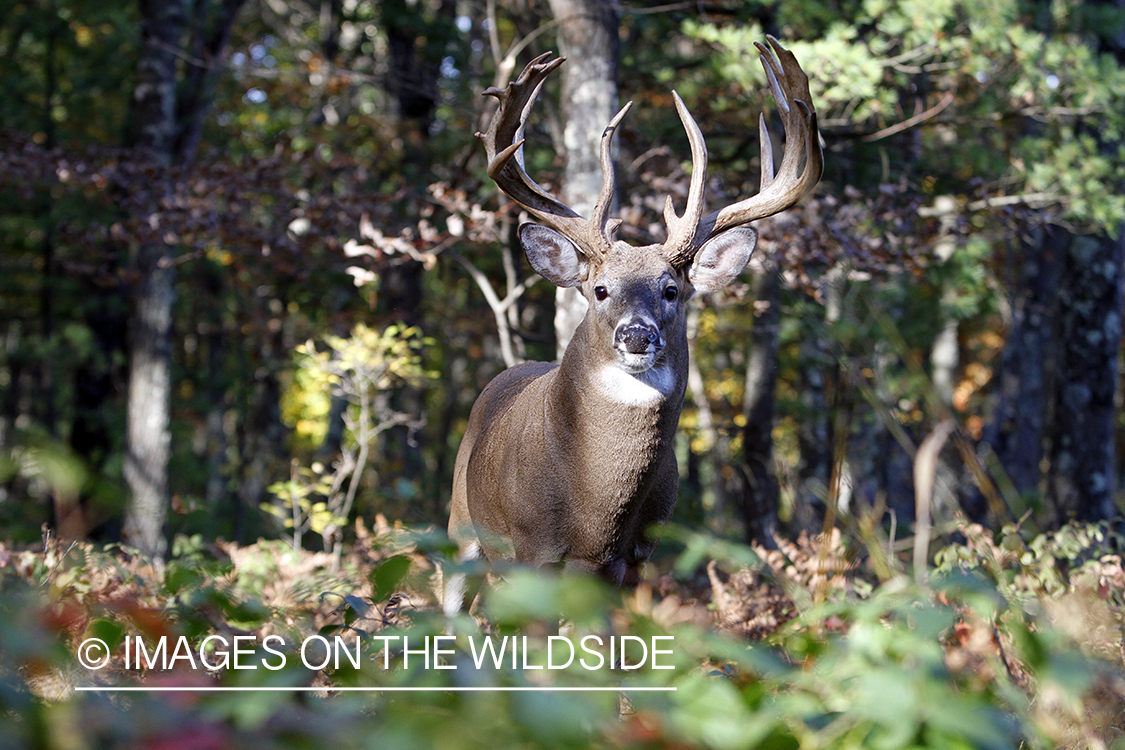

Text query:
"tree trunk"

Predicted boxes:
[[379, 0, 456, 503], [70, 255, 127, 539], [975, 223, 1122, 527], [122, 243, 175, 558], [1049, 0, 1125, 524], [129, 0, 186, 157], [794, 267, 845, 530], [121, 0, 187, 559], [547, 0, 619, 358], [929, 196, 959, 405], [176, 0, 247, 161], [927, 196, 962, 526], [122, 0, 243, 558], [1047, 230, 1123, 523], [974, 226, 1063, 520], [382, 0, 456, 181], [740, 262, 781, 544], [685, 306, 730, 528]]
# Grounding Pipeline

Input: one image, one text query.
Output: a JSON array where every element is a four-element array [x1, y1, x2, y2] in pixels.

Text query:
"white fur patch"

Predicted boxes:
[[597, 365, 675, 406], [443, 540, 480, 618]]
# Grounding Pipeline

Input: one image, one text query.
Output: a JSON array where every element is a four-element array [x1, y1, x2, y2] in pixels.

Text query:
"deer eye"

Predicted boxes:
[[594, 286, 608, 301], [664, 285, 678, 301]]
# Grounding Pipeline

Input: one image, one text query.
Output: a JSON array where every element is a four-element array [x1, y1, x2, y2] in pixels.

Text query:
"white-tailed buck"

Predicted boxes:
[[446, 37, 821, 614]]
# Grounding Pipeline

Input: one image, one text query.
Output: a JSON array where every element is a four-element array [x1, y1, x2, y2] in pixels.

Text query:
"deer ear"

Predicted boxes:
[[519, 224, 589, 288], [688, 227, 758, 293]]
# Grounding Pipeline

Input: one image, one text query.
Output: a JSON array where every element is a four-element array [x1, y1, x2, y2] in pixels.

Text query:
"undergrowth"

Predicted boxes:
[[0, 516, 1122, 749]]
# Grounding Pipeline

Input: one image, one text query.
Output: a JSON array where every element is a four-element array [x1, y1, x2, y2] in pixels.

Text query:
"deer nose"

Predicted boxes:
[[615, 322, 659, 354]]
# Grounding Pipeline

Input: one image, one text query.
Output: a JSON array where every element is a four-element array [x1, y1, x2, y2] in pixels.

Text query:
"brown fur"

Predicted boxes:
[[449, 308, 688, 584]]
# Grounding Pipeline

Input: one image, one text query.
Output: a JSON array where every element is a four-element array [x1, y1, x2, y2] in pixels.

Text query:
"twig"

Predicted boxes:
[[862, 91, 955, 142], [447, 249, 540, 368], [913, 419, 956, 585]]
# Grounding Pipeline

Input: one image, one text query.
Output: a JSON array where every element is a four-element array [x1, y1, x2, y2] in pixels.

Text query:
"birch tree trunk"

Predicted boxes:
[[121, 0, 186, 559], [547, 0, 619, 358], [122, 0, 245, 558], [122, 243, 175, 558]]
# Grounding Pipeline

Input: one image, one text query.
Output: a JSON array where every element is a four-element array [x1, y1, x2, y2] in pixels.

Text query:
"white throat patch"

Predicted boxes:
[[597, 364, 675, 406]]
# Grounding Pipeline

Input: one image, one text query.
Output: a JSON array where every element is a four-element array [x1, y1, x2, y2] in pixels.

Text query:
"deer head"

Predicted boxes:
[[446, 37, 821, 613]]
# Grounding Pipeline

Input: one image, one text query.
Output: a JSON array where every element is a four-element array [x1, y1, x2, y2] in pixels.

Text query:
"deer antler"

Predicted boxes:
[[663, 35, 823, 268], [479, 38, 821, 269], [478, 52, 630, 263], [661, 91, 709, 261]]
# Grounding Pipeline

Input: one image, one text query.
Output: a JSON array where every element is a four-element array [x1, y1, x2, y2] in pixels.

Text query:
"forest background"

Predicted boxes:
[[2, 0, 1125, 748]]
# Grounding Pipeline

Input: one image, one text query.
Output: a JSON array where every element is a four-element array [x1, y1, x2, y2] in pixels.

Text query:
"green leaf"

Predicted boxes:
[[370, 555, 412, 602]]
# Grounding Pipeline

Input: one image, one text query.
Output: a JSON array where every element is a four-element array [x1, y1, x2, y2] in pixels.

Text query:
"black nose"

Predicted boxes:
[[616, 323, 658, 354]]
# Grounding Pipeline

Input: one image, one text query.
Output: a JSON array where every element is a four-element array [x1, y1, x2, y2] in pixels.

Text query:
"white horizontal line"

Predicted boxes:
[[75, 685, 676, 693]]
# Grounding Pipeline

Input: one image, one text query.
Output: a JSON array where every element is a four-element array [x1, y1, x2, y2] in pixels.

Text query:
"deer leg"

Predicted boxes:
[[443, 540, 484, 617]]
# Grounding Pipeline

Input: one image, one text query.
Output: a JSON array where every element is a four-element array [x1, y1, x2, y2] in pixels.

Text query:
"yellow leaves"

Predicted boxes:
[[69, 21, 114, 48], [264, 464, 344, 534], [952, 362, 993, 412], [695, 309, 718, 338], [205, 247, 234, 266], [291, 417, 329, 443], [280, 323, 434, 449], [977, 331, 1004, 351], [279, 358, 334, 446], [72, 23, 94, 47]]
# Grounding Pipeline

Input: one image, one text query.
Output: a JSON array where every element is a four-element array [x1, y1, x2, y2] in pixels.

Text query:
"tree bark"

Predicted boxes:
[[927, 196, 962, 524], [975, 226, 1063, 519], [546, 0, 619, 359], [121, 0, 187, 559], [794, 267, 845, 530], [975, 223, 1122, 526], [70, 256, 127, 538], [929, 196, 959, 406], [122, 0, 243, 558], [379, 0, 456, 497], [382, 0, 456, 181], [740, 262, 781, 544], [122, 243, 175, 558], [176, 0, 247, 161], [1047, 230, 1123, 523], [129, 0, 187, 158]]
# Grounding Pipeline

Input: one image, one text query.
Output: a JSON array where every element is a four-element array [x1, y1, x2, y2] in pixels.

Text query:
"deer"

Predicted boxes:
[[445, 36, 822, 616]]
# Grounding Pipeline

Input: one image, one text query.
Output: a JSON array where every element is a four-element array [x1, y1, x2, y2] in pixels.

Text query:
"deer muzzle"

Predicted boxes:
[[614, 321, 664, 373], [615, 322, 658, 354]]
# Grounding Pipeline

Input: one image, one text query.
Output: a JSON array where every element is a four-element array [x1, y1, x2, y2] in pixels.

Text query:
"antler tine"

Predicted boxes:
[[662, 91, 710, 267], [592, 101, 632, 247], [478, 54, 577, 220], [699, 35, 823, 241], [478, 53, 625, 260]]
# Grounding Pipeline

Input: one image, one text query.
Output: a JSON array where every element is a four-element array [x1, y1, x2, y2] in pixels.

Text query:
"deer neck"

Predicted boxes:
[[548, 316, 688, 442], [539, 317, 687, 526]]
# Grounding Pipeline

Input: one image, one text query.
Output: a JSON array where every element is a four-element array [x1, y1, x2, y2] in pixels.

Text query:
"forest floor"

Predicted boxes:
[[2, 517, 1124, 748]]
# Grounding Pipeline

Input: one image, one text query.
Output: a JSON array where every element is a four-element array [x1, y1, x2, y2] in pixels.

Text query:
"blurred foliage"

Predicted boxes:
[[0, 519, 1120, 748], [686, 0, 1125, 230], [270, 323, 434, 554], [280, 323, 433, 449]]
